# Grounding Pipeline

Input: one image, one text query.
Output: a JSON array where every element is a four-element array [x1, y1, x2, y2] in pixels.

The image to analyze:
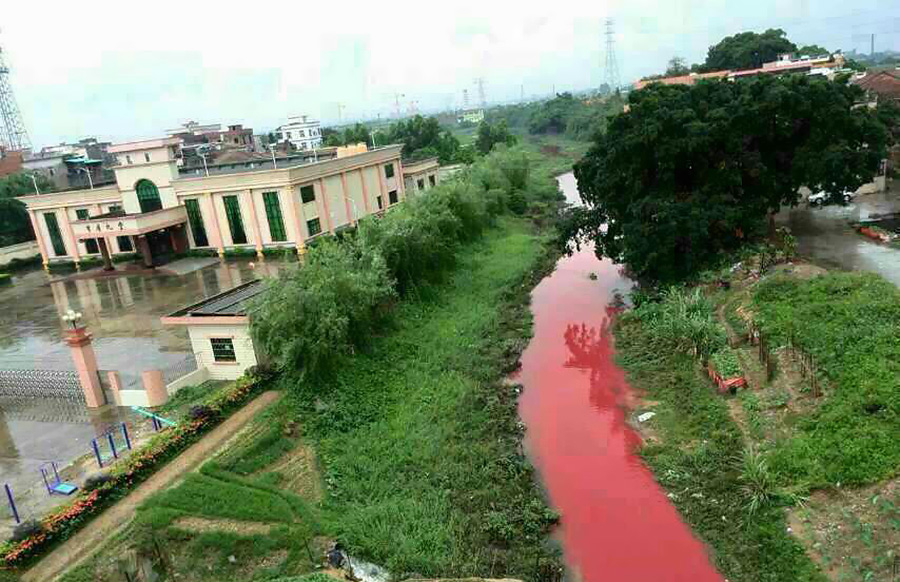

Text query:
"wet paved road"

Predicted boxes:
[[0, 258, 288, 527], [516, 173, 723, 581], [777, 189, 900, 287]]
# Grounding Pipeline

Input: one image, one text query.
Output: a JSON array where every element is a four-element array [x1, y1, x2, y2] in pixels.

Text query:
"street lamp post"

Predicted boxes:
[[77, 167, 94, 189], [268, 144, 278, 169], [27, 173, 40, 195], [199, 152, 210, 177]]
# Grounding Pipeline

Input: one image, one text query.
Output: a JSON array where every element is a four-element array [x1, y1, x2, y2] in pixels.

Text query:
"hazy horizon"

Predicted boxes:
[[4, 0, 898, 148]]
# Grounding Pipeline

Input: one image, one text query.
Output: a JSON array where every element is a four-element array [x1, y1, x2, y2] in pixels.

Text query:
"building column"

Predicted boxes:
[[358, 169, 371, 213], [284, 187, 307, 259], [377, 163, 388, 211], [242, 190, 264, 259], [59, 210, 82, 269], [27, 210, 50, 270], [97, 238, 114, 271], [64, 325, 106, 408], [318, 178, 334, 232], [340, 172, 354, 225], [204, 193, 226, 259], [137, 235, 154, 268], [395, 158, 406, 200]]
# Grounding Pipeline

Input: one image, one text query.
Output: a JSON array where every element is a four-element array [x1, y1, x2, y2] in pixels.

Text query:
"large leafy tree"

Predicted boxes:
[[475, 120, 517, 154], [702, 28, 797, 71], [567, 75, 889, 283], [386, 115, 463, 163], [0, 172, 54, 247]]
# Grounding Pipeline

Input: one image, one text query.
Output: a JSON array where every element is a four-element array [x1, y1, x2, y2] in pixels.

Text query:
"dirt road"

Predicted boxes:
[[22, 390, 281, 582]]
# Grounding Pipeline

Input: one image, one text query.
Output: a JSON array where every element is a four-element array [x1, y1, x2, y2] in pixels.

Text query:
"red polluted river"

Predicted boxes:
[[516, 173, 723, 582]]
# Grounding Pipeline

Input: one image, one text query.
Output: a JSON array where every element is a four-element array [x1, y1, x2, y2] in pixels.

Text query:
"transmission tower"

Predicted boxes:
[[602, 18, 621, 91], [462, 89, 470, 109], [474, 77, 486, 108], [0, 35, 31, 152]]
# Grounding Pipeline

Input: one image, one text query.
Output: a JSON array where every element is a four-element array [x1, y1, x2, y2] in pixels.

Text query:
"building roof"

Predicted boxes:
[[165, 280, 265, 319], [853, 70, 900, 100], [108, 137, 181, 154]]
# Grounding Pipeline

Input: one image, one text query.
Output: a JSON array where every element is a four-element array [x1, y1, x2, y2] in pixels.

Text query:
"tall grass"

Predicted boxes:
[[623, 287, 726, 358]]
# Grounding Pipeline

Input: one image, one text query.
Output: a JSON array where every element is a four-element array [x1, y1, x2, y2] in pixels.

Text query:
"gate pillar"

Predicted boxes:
[[64, 326, 106, 408]]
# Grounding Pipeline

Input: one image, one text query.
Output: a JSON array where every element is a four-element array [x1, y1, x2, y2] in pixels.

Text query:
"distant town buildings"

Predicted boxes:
[[633, 53, 848, 91], [17, 135, 409, 270], [276, 116, 323, 151], [20, 138, 115, 191], [457, 109, 485, 124]]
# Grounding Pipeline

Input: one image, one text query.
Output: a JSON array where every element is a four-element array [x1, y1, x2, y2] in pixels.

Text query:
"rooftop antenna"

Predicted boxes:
[[0, 30, 31, 152], [603, 18, 621, 91]]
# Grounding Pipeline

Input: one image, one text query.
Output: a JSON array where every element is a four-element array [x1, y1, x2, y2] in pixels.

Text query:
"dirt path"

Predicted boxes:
[[22, 390, 281, 582]]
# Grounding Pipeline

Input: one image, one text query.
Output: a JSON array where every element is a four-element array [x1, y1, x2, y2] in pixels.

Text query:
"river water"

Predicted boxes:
[[516, 173, 723, 581]]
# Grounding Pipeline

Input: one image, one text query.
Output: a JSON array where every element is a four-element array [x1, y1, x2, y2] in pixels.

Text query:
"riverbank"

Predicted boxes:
[[290, 216, 562, 579], [615, 254, 900, 581]]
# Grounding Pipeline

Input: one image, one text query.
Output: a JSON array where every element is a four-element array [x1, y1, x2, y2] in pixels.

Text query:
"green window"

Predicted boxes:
[[389, 190, 398, 205], [306, 218, 322, 236], [300, 184, 316, 204], [117, 236, 133, 252], [44, 212, 66, 257], [222, 196, 247, 244], [136, 179, 162, 213], [210, 338, 236, 362], [263, 192, 287, 242], [384, 163, 395, 178], [376, 195, 383, 210], [184, 199, 209, 247], [75, 209, 99, 254]]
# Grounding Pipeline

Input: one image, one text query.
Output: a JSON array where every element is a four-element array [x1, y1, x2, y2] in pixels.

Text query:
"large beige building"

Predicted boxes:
[[18, 138, 408, 269]]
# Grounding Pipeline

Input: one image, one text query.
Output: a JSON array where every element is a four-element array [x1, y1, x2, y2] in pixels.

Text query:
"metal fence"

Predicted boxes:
[[161, 354, 198, 386], [0, 369, 85, 403]]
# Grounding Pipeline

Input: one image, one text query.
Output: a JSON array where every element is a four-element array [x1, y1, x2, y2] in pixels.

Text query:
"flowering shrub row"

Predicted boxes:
[[0, 374, 263, 570]]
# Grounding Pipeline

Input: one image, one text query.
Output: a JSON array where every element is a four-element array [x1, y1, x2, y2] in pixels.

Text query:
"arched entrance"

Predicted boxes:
[[136, 179, 162, 213]]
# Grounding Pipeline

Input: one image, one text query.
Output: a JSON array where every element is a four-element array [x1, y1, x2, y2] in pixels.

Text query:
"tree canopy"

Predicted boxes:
[[0, 173, 54, 247], [701, 28, 797, 71], [475, 120, 517, 154], [525, 92, 625, 140], [383, 115, 469, 164], [566, 75, 889, 283], [323, 123, 372, 148]]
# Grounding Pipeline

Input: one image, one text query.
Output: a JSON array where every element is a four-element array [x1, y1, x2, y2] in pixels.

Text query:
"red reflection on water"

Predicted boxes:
[[516, 246, 723, 582]]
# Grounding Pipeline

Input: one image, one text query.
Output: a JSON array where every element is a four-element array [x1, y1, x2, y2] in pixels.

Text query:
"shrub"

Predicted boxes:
[[188, 404, 215, 421], [624, 287, 726, 358], [710, 348, 742, 378], [82, 473, 113, 492], [9, 520, 42, 543]]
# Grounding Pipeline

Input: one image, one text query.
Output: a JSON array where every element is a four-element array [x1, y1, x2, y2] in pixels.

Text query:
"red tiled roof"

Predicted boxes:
[[853, 70, 900, 100]]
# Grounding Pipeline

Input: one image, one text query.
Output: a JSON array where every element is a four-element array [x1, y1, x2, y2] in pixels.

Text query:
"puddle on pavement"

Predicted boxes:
[[0, 257, 291, 533], [777, 190, 900, 287], [515, 173, 723, 581]]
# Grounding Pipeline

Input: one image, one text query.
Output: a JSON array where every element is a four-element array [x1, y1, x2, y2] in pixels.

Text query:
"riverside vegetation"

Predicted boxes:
[[615, 251, 900, 581], [247, 146, 566, 579]]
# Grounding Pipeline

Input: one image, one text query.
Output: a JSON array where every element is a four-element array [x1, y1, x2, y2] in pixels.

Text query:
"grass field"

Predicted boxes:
[[617, 258, 900, 581], [60, 398, 321, 582], [287, 216, 560, 579]]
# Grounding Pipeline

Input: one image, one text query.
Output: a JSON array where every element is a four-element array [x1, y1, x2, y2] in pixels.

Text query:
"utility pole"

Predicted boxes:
[[0, 31, 31, 152], [603, 18, 621, 92]]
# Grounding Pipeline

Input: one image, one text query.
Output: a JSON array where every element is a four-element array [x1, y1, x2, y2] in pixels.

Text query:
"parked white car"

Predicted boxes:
[[808, 189, 855, 207]]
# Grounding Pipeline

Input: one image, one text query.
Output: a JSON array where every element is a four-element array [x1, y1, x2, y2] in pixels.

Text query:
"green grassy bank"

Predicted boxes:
[[286, 216, 561, 579]]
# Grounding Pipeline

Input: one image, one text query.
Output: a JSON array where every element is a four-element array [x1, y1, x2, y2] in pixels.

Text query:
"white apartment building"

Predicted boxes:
[[277, 115, 323, 151]]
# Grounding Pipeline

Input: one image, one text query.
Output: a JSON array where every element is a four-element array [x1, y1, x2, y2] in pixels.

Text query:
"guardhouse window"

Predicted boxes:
[[210, 338, 236, 362]]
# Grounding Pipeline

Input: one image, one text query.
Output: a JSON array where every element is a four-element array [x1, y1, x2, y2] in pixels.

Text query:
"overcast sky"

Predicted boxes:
[[3, 0, 898, 147]]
